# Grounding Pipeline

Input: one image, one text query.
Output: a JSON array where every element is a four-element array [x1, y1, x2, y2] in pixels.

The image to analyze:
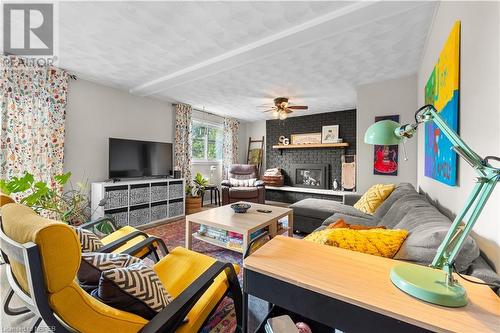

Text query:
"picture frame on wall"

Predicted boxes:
[[290, 132, 322, 145], [373, 115, 399, 176], [424, 21, 460, 186], [321, 125, 339, 143]]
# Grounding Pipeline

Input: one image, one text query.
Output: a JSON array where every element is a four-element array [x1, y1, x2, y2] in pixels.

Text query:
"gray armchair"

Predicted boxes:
[[221, 164, 265, 205]]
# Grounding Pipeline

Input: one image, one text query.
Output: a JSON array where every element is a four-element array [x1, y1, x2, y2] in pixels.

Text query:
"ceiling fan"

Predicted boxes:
[[261, 97, 308, 120]]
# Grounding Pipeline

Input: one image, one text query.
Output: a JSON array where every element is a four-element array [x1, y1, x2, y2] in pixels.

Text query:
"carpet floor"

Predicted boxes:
[[144, 216, 298, 333]]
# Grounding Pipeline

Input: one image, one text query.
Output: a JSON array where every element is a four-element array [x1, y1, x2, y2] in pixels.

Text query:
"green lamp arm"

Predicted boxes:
[[399, 105, 500, 278]]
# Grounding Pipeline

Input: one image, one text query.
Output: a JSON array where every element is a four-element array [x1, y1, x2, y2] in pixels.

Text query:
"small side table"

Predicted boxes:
[[204, 185, 221, 206]]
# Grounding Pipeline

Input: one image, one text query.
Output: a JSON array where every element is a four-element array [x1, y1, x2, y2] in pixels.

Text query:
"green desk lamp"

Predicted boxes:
[[364, 104, 500, 307]]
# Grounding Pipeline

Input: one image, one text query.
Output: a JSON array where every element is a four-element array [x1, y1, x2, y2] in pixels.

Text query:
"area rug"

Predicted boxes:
[[144, 219, 243, 277], [144, 219, 240, 333]]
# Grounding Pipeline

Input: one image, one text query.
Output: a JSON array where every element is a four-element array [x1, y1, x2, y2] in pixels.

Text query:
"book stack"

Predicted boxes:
[[205, 227, 229, 242], [226, 231, 242, 251]]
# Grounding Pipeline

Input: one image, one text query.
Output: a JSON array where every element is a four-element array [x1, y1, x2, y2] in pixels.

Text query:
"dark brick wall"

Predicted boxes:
[[266, 109, 356, 194]]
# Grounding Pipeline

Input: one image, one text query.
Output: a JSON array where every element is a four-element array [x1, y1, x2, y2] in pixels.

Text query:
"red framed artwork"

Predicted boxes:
[[373, 115, 399, 176]]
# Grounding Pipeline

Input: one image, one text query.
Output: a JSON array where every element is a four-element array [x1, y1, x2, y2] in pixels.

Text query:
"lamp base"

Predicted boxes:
[[390, 263, 467, 307]]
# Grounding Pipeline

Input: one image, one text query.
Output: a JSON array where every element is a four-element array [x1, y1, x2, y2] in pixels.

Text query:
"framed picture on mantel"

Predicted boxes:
[[290, 132, 322, 145], [321, 125, 339, 143]]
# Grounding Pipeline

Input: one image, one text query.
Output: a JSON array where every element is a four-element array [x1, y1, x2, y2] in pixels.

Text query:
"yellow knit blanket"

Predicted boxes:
[[304, 228, 408, 258]]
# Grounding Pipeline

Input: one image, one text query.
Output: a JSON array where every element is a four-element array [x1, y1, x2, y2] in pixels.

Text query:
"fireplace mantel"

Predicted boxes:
[[272, 142, 348, 149]]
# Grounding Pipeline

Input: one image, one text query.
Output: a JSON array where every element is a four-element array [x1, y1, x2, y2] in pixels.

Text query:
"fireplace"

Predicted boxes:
[[291, 164, 329, 189]]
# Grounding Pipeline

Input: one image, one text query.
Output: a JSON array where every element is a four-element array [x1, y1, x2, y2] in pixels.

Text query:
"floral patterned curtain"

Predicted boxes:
[[223, 117, 239, 175], [174, 103, 192, 183], [0, 56, 68, 190]]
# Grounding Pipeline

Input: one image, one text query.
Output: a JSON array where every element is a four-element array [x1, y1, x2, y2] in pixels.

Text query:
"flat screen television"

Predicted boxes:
[[109, 138, 173, 179]]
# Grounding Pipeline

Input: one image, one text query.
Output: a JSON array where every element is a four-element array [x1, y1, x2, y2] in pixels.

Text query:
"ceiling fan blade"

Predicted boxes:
[[262, 109, 275, 113], [287, 105, 308, 110]]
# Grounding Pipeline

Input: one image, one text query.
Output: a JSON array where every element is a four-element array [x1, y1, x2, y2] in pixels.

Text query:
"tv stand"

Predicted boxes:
[[91, 178, 185, 228]]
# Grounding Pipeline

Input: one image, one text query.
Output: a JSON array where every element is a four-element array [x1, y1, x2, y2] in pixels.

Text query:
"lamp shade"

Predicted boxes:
[[364, 120, 402, 145]]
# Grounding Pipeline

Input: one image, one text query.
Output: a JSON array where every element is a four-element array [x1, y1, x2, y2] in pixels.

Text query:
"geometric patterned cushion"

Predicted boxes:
[[353, 184, 395, 215], [74, 227, 103, 252], [94, 261, 173, 319], [77, 252, 141, 291]]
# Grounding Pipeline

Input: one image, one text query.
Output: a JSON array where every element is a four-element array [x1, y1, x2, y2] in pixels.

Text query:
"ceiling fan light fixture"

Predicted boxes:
[[261, 97, 308, 119]]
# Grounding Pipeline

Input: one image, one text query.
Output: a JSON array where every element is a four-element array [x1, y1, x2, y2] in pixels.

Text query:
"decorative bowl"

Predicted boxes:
[[231, 203, 251, 213]]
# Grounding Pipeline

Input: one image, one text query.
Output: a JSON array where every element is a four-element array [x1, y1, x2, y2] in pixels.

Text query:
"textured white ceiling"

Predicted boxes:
[[59, 1, 349, 89], [55, 1, 436, 121]]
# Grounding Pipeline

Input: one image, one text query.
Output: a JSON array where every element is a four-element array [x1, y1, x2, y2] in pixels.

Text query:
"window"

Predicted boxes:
[[192, 120, 223, 162]]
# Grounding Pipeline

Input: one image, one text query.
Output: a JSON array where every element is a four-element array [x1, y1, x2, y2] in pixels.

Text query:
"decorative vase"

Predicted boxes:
[[186, 196, 202, 214]]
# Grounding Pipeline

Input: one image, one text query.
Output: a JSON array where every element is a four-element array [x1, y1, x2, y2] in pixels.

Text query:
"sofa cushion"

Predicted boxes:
[[291, 198, 371, 221], [74, 227, 103, 253], [466, 255, 500, 294], [322, 213, 378, 228], [93, 261, 173, 320], [374, 183, 418, 220], [230, 178, 256, 187], [353, 184, 395, 214], [394, 208, 480, 271], [304, 228, 408, 258], [327, 219, 385, 230], [228, 187, 258, 199], [78, 252, 141, 292], [378, 194, 430, 229]]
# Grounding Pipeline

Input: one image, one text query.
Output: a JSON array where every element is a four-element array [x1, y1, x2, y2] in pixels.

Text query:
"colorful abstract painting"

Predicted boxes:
[[424, 21, 460, 186], [373, 115, 399, 176]]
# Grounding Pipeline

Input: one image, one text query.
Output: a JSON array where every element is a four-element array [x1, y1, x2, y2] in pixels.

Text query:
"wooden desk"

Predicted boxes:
[[243, 236, 500, 333]]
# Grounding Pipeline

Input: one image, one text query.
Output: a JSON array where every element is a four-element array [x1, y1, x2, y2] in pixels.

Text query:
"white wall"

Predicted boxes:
[[356, 75, 418, 193], [64, 79, 174, 184], [417, 1, 500, 270]]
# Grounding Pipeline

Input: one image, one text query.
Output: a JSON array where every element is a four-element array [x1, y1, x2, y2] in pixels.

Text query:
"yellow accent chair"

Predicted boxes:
[[0, 191, 161, 260], [0, 203, 242, 333], [0, 192, 15, 206]]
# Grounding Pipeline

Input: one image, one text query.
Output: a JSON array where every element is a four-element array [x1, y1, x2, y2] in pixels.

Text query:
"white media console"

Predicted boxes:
[[91, 178, 185, 228]]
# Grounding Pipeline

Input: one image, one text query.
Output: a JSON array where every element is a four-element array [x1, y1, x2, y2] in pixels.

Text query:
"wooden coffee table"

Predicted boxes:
[[185, 202, 293, 255]]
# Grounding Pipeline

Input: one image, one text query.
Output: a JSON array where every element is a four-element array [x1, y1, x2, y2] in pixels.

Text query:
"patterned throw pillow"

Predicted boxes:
[[74, 227, 103, 252], [78, 252, 141, 292], [353, 184, 395, 215], [93, 261, 173, 319], [304, 228, 408, 258], [230, 178, 256, 187]]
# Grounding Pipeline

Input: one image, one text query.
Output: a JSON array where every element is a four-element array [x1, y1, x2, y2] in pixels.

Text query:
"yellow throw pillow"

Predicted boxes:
[[304, 228, 408, 258], [353, 184, 395, 214]]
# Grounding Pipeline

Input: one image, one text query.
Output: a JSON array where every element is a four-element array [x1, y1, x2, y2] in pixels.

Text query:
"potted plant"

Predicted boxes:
[[0, 172, 92, 226], [185, 172, 208, 214]]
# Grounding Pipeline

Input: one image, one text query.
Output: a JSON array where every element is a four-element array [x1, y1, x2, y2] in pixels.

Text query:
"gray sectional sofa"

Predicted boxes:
[[290, 183, 500, 291]]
